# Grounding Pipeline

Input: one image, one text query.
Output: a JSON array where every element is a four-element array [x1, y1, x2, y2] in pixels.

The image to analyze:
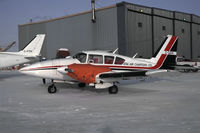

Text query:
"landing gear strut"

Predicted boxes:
[[42, 78, 46, 84], [108, 85, 118, 94], [48, 84, 57, 94]]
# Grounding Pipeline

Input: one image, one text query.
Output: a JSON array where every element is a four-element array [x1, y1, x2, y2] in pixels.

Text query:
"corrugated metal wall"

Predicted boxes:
[[125, 4, 152, 58], [152, 8, 173, 54], [126, 11, 152, 57], [19, 7, 118, 59], [44, 14, 94, 59], [174, 12, 191, 59], [153, 16, 173, 52], [94, 7, 118, 50], [19, 2, 200, 60], [192, 15, 200, 59], [174, 20, 191, 59], [123, 2, 200, 60]]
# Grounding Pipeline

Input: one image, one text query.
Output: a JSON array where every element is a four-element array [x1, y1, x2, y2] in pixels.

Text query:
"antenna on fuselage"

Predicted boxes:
[[132, 53, 138, 58], [113, 48, 118, 54]]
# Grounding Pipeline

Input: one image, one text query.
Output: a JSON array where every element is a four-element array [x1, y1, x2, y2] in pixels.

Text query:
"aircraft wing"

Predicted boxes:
[[57, 64, 169, 86], [99, 69, 168, 79], [98, 70, 147, 78]]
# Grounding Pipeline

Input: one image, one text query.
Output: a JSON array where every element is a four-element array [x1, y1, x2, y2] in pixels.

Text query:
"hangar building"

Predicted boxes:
[[18, 2, 200, 60]]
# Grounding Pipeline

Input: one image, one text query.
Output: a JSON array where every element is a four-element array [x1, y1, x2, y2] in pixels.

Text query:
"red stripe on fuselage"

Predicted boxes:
[[97, 54, 167, 70], [165, 36, 177, 51], [21, 65, 64, 71]]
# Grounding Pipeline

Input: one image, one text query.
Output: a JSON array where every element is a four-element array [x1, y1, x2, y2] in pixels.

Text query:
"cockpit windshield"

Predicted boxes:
[[73, 53, 87, 63]]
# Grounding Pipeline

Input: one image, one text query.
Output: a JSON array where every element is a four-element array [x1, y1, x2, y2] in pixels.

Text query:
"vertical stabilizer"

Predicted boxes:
[[19, 34, 45, 56], [150, 35, 178, 69]]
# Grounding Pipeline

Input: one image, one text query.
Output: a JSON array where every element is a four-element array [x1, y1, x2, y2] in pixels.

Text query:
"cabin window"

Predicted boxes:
[[104, 56, 114, 64], [73, 53, 87, 63], [115, 57, 125, 65], [88, 54, 103, 64]]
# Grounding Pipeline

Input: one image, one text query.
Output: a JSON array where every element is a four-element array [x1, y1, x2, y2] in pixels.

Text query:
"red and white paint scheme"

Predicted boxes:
[[20, 35, 178, 94]]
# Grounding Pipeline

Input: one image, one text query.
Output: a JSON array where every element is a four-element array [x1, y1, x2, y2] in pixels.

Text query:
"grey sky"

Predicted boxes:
[[0, 0, 199, 51]]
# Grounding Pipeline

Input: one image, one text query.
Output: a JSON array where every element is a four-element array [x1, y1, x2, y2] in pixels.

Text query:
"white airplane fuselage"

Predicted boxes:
[[0, 53, 32, 68], [20, 51, 160, 80], [0, 34, 45, 69], [21, 57, 79, 80]]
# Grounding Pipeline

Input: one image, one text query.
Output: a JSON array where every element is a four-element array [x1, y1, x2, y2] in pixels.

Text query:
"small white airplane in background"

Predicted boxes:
[[20, 35, 178, 94], [0, 34, 45, 68]]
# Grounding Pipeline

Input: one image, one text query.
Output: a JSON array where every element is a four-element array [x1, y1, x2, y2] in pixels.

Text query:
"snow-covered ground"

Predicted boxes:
[[0, 71, 200, 133]]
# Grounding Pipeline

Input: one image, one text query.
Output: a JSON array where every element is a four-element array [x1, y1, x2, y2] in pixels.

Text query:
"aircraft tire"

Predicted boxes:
[[78, 83, 86, 88], [183, 65, 191, 73], [108, 85, 118, 94], [48, 84, 57, 94], [183, 69, 190, 73], [191, 69, 198, 72]]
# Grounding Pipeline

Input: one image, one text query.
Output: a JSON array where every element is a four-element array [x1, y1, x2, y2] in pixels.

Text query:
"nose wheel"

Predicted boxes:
[[48, 84, 57, 93], [108, 85, 118, 94]]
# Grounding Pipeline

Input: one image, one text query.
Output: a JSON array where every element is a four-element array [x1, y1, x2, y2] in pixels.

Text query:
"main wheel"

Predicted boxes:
[[48, 84, 57, 94], [183, 69, 190, 73], [108, 85, 118, 94], [78, 83, 86, 88], [191, 69, 198, 72], [183, 65, 191, 73]]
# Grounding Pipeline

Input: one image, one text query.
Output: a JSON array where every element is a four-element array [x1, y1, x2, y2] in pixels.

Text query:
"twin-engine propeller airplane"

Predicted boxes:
[[20, 35, 178, 94]]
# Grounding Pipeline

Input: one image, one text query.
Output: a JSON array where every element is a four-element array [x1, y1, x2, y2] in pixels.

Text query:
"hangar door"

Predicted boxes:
[[126, 11, 152, 58], [153, 16, 173, 54], [175, 21, 191, 59], [192, 24, 200, 59]]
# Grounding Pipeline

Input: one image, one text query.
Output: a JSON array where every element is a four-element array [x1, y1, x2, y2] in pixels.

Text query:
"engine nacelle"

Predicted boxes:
[[66, 64, 111, 84]]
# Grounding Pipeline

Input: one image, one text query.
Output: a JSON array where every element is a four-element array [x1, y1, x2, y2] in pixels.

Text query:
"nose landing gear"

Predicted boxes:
[[108, 85, 118, 94], [48, 84, 57, 93]]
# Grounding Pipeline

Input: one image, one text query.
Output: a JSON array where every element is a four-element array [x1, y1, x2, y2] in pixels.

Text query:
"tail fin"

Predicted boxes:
[[19, 34, 45, 56], [151, 35, 178, 70]]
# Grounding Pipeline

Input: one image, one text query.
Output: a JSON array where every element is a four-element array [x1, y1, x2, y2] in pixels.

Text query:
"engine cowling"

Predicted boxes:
[[66, 64, 111, 84]]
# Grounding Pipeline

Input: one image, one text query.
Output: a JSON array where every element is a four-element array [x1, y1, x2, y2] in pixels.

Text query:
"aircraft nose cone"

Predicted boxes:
[[19, 65, 30, 72], [19, 63, 40, 75]]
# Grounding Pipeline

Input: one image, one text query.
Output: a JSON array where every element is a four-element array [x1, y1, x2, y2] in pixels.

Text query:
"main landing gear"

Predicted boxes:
[[47, 83, 119, 94], [78, 83, 86, 88], [47, 82, 86, 94]]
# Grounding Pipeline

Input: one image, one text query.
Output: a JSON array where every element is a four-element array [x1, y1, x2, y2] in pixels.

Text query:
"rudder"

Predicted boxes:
[[20, 34, 45, 56]]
